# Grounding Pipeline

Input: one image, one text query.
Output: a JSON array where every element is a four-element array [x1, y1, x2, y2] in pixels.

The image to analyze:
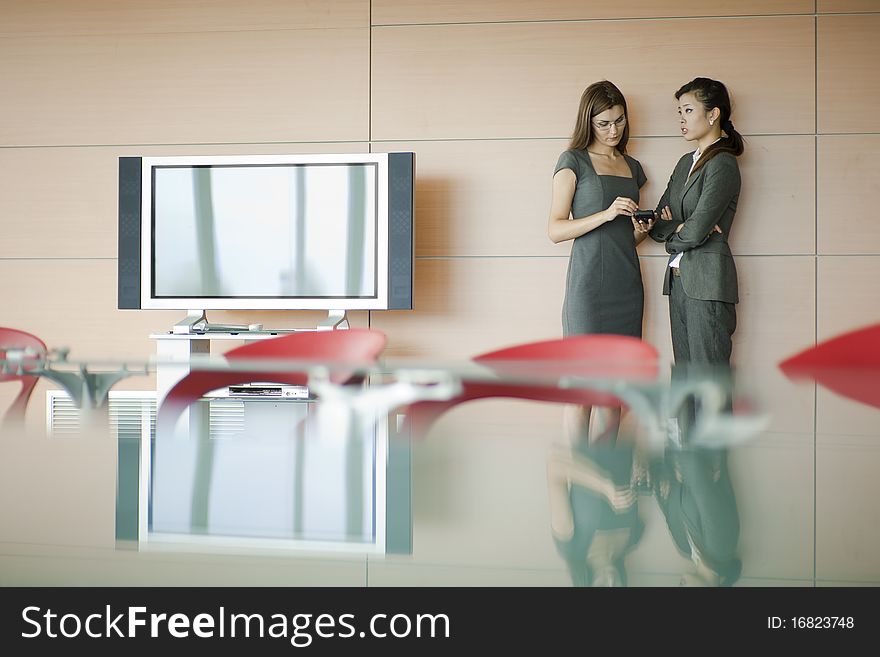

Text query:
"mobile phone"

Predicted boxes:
[[633, 209, 656, 223]]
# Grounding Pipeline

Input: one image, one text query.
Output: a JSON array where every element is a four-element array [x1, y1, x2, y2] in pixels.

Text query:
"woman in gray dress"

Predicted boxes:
[[548, 80, 654, 443]]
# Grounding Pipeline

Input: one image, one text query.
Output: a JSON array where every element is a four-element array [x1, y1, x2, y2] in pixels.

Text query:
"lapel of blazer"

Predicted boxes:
[[679, 158, 705, 219]]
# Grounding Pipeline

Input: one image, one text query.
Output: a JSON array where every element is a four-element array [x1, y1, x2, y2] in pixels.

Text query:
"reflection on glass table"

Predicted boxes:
[[144, 356, 763, 564], [0, 346, 150, 413], [547, 441, 644, 587], [650, 447, 741, 587], [4, 353, 880, 587], [146, 392, 412, 555]]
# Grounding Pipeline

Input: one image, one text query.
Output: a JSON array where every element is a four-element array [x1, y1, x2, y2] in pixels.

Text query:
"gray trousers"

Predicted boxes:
[[668, 274, 736, 366], [668, 273, 737, 442]]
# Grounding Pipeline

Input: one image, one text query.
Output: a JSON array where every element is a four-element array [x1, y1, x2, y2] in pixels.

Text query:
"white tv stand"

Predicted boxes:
[[143, 320, 413, 555], [152, 309, 351, 413]]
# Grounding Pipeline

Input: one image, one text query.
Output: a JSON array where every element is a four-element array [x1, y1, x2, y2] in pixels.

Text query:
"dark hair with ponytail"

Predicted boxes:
[[675, 77, 744, 174]]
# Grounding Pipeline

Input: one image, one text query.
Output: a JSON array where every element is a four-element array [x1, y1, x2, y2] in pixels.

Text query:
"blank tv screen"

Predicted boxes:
[[152, 163, 378, 299]]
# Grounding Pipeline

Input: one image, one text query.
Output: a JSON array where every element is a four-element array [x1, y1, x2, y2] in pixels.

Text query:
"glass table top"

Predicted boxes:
[[1, 352, 877, 587]]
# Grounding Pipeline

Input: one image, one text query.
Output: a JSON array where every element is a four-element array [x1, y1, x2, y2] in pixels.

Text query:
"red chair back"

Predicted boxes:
[[407, 335, 659, 437], [476, 333, 659, 378], [779, 323, 880, 409], [0, 327, 48, 425]]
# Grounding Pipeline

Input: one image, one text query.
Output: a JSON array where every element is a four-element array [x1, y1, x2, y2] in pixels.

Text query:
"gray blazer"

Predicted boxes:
[[650, 151, 741, 304]]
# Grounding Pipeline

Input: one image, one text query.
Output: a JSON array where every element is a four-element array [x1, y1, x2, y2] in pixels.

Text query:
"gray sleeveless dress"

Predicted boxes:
[[555, 149, 646, 337]]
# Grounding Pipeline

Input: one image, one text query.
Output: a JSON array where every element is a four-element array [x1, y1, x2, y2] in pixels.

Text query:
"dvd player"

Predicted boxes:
[[223, 383, 311, 399]]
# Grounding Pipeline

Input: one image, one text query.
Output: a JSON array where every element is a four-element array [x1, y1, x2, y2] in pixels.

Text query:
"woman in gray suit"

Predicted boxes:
[[650, 77, 745, 368]]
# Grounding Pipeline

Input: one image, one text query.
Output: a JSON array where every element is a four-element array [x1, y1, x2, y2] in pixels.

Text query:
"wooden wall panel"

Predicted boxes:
[[816, 256, 880, 337], [372, 0, 813, 25], [731, 136, 816, 256], [818, 0, 880, 12], [0, 142, 368, 259], [0, 147, 118, 259], [816, 256, 880, 437], [0, 29, 369, 146], [372, 17, 814, 140], [818, 135, 880, 254], [818, 15, 880, 134], [0, 0, 368, 36], [373, 139, 570, 257], [370, 258, 568, 358]]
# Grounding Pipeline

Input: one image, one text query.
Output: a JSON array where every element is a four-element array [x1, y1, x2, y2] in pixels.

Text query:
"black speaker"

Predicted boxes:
[[118, 157, 142, 309], [387, 152, 414, 310]]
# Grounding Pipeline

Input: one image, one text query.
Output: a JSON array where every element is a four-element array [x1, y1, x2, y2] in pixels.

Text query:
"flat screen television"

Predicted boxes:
[[118, 152, 414, 325]]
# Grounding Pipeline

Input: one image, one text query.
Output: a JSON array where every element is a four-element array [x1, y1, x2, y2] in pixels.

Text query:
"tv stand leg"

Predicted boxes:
[[172, 310, 209, 334], [317, 310, 349, 331]]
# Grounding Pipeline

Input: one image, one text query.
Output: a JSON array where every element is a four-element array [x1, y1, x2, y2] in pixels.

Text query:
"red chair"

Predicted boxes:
[[406, 334, 660, 438], [779, 323, 880, 409], [156, 328, 387, 434], [0, 327, 48, 426]]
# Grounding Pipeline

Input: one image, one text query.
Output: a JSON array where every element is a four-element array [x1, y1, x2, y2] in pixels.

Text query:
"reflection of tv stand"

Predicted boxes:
[[171, 309, 349, 335]]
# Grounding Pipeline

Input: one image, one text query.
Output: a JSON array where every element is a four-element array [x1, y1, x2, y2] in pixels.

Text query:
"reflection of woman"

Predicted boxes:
[[548, 80, 654, 443], [547, 443, 643, 586], [652, 448, 741, 587], [650, 77, 744, 367]]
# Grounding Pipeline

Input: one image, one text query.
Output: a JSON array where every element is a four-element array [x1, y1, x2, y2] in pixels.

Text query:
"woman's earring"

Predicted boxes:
[[709, 119, 715, 126]]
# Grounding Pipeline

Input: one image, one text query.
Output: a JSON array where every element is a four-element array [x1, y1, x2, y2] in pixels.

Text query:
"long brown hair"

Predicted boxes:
[[569, 80, 630, 153], [676, 77, 745, 174]]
